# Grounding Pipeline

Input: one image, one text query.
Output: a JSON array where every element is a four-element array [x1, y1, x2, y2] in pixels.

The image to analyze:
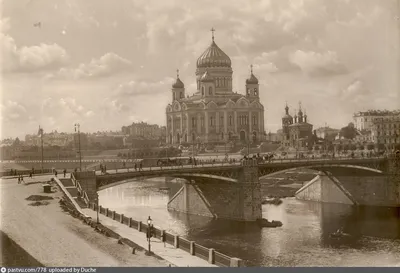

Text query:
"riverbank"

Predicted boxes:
[[0, 176, 170, 267]]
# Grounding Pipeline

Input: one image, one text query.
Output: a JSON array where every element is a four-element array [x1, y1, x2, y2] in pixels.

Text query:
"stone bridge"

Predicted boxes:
[[74, 156, 400, 222]]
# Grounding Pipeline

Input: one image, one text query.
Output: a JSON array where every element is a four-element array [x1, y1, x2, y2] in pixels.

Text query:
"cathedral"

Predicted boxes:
[[165, 30, 265, 145], [281, 102, 314, 150]]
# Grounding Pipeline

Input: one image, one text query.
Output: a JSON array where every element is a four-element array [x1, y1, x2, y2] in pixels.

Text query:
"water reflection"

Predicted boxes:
[[99, 179, 400, 267]]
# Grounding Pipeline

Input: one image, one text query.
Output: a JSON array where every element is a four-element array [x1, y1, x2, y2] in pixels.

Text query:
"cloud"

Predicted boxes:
[[48, 52, 133, 80], [338, 80, 370, 103], [1, 34, 69, 73], [289, 50, 347, 77], [0, 100, 28, 122], [113, 77, 175, 97]]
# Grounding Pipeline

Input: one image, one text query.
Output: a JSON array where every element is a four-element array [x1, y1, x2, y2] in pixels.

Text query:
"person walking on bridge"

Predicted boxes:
[[139, 162, 143, 171], [63, 168, 67, 178]]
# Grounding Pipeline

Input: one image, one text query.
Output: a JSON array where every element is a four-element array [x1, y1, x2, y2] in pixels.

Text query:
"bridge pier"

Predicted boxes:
[[167, 160, 262, 221]]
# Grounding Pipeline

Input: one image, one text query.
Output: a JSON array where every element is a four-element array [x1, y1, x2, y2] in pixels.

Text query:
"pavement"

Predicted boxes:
[[0, 176, 170, 267], [82, 208, 218, 267]]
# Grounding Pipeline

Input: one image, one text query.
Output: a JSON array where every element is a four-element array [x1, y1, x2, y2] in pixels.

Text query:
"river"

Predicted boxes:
[[98, 178, 400, 267]]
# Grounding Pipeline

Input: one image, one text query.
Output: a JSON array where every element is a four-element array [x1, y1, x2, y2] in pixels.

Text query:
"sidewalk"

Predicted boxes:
[[82, 208, 217, 267]]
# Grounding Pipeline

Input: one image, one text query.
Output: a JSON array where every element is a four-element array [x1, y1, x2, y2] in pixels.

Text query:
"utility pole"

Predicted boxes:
[[38, 126, 44, 173], [75, 123, 82, 171]]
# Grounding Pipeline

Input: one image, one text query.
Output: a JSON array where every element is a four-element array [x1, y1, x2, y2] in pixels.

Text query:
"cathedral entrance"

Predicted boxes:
[[240, 130, 246, 142], [252, 131, 257, 143]]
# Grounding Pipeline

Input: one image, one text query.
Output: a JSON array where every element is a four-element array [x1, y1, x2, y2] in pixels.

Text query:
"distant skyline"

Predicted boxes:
[[1, 0, 400, 139]]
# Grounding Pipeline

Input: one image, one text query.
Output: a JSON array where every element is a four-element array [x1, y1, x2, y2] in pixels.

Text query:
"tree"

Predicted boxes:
[[349, 144, 357, 151], [339, 123, 358, 139], [343, 144, 349, 152], [336, 144, 343, 152], [328, 144, 334, 152], [314, 145, 320, 151]]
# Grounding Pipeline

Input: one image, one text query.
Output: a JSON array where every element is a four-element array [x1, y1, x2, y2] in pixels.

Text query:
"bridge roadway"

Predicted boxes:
[[95, 156, 388, 189]]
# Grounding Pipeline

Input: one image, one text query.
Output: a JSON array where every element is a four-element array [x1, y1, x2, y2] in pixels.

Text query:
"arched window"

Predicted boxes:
[[202, 86, 205, 96], [254, 88, 258, 96], [209, 87, 213, 95], [192, 117, 196, 127], [229, 116, 233, 126], [210, 116, 214, 126], [220, 115, 224, 127]]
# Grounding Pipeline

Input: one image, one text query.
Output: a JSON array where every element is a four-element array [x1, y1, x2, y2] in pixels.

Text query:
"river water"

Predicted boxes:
[[98, 178, 400, 267]]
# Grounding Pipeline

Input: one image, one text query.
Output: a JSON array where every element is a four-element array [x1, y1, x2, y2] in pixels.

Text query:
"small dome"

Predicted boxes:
[[200, 70, 214, 82], [197, 40, 231, 68], [172, 77, 184, 89], [246, 73, 258, 84]]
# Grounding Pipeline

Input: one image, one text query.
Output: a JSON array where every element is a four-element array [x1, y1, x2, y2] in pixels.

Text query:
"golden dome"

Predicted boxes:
[[197, 40, 231, 68]]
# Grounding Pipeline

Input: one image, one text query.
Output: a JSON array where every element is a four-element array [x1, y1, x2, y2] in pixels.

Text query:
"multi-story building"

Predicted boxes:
[[122, 122, 164, 139], [371, 115, 400, 149], [165, 31, 265, 145], [315, 126, 340, 141], [25, 130, 74, 147], [353, 110, 400, 131]]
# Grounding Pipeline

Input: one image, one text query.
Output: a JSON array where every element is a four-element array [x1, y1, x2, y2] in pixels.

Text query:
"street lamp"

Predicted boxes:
[[74, 123, 82, 171], [146, 216, 153, 254], [96, 193, 99, 224]]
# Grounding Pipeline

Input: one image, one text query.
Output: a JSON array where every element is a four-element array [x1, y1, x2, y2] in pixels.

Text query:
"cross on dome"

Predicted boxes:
[[176, 69, 180, 78], [250, 64, 253, 74], [211, 27, 215, 41]]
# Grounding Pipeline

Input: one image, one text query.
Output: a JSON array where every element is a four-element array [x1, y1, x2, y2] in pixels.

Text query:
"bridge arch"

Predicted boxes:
[[259, 164, 384, 178]]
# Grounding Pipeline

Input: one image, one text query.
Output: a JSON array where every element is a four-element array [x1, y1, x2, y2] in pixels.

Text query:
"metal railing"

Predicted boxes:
[[93, 204, 242, 267], [71, 173, 90, 206]]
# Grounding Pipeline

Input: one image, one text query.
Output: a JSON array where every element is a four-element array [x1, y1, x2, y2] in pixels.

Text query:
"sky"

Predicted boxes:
[[1, 0, 399, 139]]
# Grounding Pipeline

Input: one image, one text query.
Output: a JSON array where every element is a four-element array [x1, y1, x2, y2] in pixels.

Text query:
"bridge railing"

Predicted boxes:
[[92, 155, 387, 177], [92, 203, 242, 267]]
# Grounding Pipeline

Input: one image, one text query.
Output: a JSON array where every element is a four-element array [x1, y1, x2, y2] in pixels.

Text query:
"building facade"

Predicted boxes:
[[371, 115, 400, 148], [122, 122, 164, 139], [165, 32, 265, 145], [353, 110, 400, 131], [315, 126, 340, 141], [281, 103, 314, 150]]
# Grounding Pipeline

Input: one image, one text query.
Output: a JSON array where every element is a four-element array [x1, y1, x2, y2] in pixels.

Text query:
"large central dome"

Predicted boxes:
[[196, 39, 232, 68]]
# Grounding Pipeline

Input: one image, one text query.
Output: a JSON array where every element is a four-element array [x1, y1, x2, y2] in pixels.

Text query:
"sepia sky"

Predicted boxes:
[[1, 0, 399, 138]]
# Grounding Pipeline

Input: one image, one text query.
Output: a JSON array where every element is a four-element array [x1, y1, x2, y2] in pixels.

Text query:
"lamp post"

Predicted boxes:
[[146, 216, 153, 254], [38, 126, 44, 174], [74, 123, 82, 171], [96, 193, 99, 224]]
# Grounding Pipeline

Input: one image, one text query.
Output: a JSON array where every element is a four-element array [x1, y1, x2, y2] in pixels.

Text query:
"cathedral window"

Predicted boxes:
[[247, 89, 250, 96], [202, 86, 205, 96], [210, 116, 214, 126], [254, 88, 258, 96], [229, 116, 233, 126], [220, 115, 224, 127], [180, 92, 183, 98], [209, 87, 213, 95], [192, 117, 196, 127]]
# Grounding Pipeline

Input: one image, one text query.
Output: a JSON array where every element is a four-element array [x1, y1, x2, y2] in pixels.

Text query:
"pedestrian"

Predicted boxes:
[[20, 175, 24, 183], [104, 165, 107, 173], [32, 167, 35, 174], [17, 176, 20, 184], [54, 170, 58, 177], [134, 163, 137, 171], [63, 169, 67, 178], [139, 162, 143, 171], [29, 172, 32, 179]]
